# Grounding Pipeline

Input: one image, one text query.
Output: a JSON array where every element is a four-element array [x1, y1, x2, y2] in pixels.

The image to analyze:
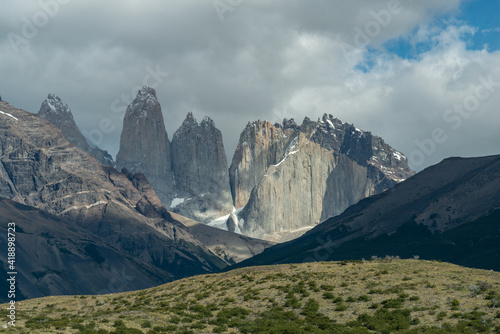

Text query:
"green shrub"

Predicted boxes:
[[284, 292, 301, 308], [113, 320, 125, 328], [237, 307, 301, 333], [212, 325, 228, 333], [323, 292, 335, 299], [382, 298, 403, 309], [358, 295, 371, 302], [141, 320, 152, 328], [301, 299, 319, 315], [354, 309, 411, 332], [335, 302, 348, 311], [332, 296, 343, 304], [214, 307, 250, 327], [436, 311, 448, 321]]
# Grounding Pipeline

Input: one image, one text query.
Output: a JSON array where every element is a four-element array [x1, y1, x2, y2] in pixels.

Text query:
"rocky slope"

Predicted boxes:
[[115, 87, 174, 205], [236, 154, 500, 271], [0, 198, 170, 301], [170, 212, 273, 264], [38, 94, 113, 166], [228, 114, 414, 241], [0, 99, 229, 299], [170, 113, 233, 222]]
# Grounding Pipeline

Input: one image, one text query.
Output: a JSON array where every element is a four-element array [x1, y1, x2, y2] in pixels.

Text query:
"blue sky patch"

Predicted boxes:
[[382, 0, 499, 60]]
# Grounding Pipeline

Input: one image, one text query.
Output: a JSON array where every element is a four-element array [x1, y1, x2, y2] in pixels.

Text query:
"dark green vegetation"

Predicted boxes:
[[1, 260, 499, 333]]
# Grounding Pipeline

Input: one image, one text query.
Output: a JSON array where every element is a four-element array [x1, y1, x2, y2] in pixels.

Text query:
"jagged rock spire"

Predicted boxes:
[[116, 86, 174, 204], [38, 94, 113, 165], [170, 112, 233, 222]]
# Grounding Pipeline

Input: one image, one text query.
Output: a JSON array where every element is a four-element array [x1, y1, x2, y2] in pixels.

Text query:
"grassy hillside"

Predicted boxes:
[[1, 260, 499, 333]]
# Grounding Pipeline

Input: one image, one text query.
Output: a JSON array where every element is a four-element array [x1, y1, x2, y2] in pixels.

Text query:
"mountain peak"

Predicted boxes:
[[130, 87, 159, 115], [201, 116, 216, 128], [282, 118, 298, 130], [137, 86, 157, 99], [40, 94, 72, 118], [171, 113, 232, 222], [47, 93, 60, 100], [182, 112, 198, 126], [116, 86, 172, 203], [38, 94, 113, 165]]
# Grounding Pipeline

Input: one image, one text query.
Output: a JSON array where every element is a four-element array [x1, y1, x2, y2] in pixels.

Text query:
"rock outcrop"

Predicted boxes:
[[229, 114, 415, 242], [0, 198, 170, 302], [38, 94, 113, 166], [0, 100, 228, 297], [116, 87, 174, 205], [170, 113, 233, 222], [229, 119, 297, 209], [116, 88, 234, 223], [236, 155, 500, 271]]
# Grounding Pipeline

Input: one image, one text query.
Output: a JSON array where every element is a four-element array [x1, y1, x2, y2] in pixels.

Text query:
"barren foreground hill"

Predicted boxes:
[[2, 259, 499, 333]]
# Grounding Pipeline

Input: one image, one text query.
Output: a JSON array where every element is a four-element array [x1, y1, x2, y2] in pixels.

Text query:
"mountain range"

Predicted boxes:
[[32, 87, 415, 242], [112, 87, 414, 242], [0, 88, 498, 303], [0, 99, 271, 301]]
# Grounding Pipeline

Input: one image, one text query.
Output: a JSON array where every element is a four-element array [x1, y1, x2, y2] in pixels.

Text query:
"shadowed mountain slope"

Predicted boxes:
[[235, 155, 500, 271]]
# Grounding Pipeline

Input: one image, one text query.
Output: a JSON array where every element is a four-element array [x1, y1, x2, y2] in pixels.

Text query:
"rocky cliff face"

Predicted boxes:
[[116, 87, 174, 205], [170, 113, 233, 222], [38, 94, 113, 166], [229, 114, 415, 242], [236, 155, 500, 271], [229, 120, 297, 209], [0, 100, 228, 295], [116, 88, 234, 223]]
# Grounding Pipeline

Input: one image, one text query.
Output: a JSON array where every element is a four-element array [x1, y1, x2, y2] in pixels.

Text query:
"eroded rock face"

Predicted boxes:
[[115, 88, 234, 222], [170, 113, 233, 222], [229, 120, 297, 209], [229, 114, 415, 242], [236, 155, 500, 270], [116, 87, 174, 205], [0, 101, 228, 290], [38, 94, 113, 166]]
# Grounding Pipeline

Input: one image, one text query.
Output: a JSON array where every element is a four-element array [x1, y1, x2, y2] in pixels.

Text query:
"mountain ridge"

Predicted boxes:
[[0, 100, 231, 300], [234, 154, 500, 270], [226, 114, 415, 241], [38, 94, 113, 166]]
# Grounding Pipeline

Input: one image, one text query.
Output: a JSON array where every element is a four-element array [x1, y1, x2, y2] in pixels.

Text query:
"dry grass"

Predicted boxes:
[[1, 259, 499, 333]]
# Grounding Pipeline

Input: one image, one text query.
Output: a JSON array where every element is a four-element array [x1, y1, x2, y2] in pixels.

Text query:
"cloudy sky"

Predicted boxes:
[[1, 0, 499, 171]]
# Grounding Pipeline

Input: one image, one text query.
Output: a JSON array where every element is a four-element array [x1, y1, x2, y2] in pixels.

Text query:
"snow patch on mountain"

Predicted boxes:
[[170, 198, 186, 209], [208, 207, 244, 234], [0, 110, 18, 121]]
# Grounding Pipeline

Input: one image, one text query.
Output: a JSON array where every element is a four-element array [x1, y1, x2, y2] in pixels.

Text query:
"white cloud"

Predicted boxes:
[[482, 27, 500, 33], [0, 0, 498, 171]]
